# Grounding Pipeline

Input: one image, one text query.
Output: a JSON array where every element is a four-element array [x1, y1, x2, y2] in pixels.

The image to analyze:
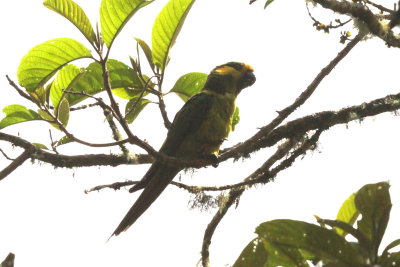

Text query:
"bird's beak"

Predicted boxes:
[[237, 70, 256, 93]]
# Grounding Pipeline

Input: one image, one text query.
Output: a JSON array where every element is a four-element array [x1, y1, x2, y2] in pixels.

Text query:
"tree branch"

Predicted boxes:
[[0, 147, 34, 181], [200, 129, 323, 267], [0, 132, 152, 169], [1, 89, 400, 171], [313, 0, 400, 47]]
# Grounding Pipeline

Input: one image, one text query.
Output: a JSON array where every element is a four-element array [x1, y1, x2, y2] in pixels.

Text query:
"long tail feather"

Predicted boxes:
[[109, 164, 180, 239]]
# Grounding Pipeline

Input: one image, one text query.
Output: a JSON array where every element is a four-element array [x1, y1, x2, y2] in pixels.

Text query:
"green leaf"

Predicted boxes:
[[233, 238, 268, 267], [336, 193, 359, 236], [263, 240, 309, 267], [134, 37, 155, 70], [66, 59, 143, 105], [381, 239, 400, 259], [28, 86, 49, 106], [125, 97, 150, 123], [355, 182, 391, 250], [379, 251, 400, 266], [257, 219, 364, 266], [17, 38, 92, 92], [38, 109, 61, 130], [50, 64, 81, 108], [0, 105, 42, 129], [57, 98, 70, 126], [100, 0, 153, 48], [264, 0, 275, 9], [170, 72, 207, 102], [32, 143, 49, 150], [43, 0, 96, 44], [231, 107, 240, 131], [112, 87, 146, 99], [152, 0, 196, 70], [55, 135, 74, 147]]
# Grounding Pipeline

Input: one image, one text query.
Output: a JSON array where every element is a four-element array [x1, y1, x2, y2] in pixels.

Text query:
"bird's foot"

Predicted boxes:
[[202, 154, 219, 168]]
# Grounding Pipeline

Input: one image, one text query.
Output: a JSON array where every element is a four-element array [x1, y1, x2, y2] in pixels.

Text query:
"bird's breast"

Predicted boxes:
[[178, 94, 236, 157]]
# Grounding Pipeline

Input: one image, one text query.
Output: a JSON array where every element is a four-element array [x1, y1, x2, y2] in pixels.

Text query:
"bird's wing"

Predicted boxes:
[[128, 92, 214, 194], [160, 92, 214, 155], [110, 93, 215, 238]]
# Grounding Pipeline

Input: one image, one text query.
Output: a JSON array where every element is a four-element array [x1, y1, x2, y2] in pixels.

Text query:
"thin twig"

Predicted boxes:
[[5, 75, 35, 103], [306, 2, 352, 31], [0, 148, 15, 160], [70, 102, 101, 111], [64, 89, 129, 154], [363, 0, 393, 13]]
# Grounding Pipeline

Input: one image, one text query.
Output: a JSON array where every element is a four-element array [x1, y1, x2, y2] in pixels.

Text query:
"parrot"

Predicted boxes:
[[110, 62, 256, 238]]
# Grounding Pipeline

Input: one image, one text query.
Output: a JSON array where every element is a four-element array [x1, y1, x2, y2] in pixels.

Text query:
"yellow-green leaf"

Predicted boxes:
[[100, 0, 153, 48], [50, 64, 81, 108], [134, 37, 154, 69], [0, 105, 42, 129], [38, 109, 61, 130], [231, 107, 240, 131], [66, 59, 143, 106], [57, 98, 70, 126], [43, 0, 96, 44], [17, 38, 92, 92], [335, 193, 359, 236], [169, 72, 207, 102], [125, 97, 150, 123], [152, 0, 196, 70]]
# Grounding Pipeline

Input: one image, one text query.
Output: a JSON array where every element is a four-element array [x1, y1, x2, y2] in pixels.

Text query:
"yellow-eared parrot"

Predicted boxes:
[[110, 62, 256, 237]]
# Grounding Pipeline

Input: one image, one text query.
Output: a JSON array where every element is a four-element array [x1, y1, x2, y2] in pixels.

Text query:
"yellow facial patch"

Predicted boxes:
[[214, 66, 240, 75], [213, 63, 254, 78]]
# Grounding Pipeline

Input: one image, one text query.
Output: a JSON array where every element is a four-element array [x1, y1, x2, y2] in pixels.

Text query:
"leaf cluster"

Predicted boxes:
[[234, 182, 399, 267], [1, 0, 244, 150]]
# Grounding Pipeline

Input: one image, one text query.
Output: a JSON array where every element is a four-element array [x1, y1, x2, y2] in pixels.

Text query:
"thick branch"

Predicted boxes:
[[257, 92, 400, 149], [0, 132, 152, 168], [1, 90, 400, 170]]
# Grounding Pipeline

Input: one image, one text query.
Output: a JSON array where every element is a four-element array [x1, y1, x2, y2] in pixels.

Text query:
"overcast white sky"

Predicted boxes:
[[1, 0, 400, 266]]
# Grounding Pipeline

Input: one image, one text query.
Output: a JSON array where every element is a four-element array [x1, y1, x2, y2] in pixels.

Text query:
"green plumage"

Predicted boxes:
[[110, 62, 256, 238]]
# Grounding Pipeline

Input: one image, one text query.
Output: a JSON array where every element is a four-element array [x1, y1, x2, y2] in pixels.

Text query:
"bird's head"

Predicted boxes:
[[203, 62, 256, 95]]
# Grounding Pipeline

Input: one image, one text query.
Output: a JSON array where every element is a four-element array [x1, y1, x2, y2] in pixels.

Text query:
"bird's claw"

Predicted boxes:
[[209, 154, 219, 168]]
